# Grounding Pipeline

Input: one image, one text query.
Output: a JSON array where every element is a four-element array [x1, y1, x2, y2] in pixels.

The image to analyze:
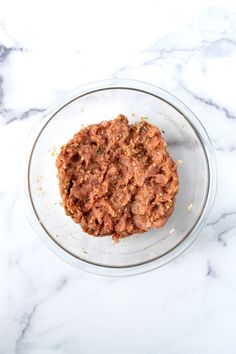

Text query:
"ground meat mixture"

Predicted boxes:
[[56, 115, 179, 239]]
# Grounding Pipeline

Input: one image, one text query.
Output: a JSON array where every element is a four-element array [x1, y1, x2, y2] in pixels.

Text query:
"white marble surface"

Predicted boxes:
[[1, 0, 236, 353]]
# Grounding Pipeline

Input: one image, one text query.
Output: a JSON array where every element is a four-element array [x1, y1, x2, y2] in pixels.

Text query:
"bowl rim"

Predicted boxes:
[[25, 78, 217, 276]]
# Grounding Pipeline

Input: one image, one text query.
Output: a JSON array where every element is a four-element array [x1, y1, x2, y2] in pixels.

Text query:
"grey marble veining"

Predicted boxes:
[[0, 2, 236, 354]]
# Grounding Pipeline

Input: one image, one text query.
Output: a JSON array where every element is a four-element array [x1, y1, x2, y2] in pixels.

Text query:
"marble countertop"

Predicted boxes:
[[1, 1, 236, 353]]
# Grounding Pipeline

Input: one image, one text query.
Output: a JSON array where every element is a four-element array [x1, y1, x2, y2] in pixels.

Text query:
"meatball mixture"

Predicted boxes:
[[56, 114, 179, 239]]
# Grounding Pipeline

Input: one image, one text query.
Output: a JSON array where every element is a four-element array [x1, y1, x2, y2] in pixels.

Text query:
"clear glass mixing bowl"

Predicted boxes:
[[25, 79, 217, 276]]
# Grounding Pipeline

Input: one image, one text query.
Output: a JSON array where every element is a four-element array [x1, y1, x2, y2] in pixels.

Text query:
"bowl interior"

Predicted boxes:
[[28, 87, 209, 268]]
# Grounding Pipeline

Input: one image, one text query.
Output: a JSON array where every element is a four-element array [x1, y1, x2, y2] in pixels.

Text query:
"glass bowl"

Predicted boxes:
[[25, 79, 217, 276]]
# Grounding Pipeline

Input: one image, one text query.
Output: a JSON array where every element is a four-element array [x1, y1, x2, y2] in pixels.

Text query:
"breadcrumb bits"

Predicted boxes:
[[188, 203, 193, 210], [169, 228, 175, 234], [140, 116, 148, 122], [177, 160, 183, 165], [51, 146, 58, 157]]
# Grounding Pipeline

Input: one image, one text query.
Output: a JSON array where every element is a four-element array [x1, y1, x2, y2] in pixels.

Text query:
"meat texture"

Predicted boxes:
[[56, 115, 179, 239]]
